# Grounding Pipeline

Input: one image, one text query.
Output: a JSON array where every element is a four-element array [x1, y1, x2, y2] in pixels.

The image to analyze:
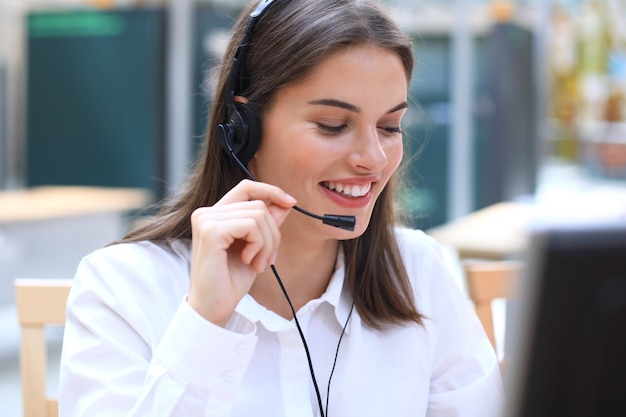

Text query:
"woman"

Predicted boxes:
[[59, 0, 503, 416]]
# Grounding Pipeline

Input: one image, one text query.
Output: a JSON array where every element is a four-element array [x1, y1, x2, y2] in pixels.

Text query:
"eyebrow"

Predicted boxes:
[[387, 101, 409, 114], [308, 98, 408, 114]]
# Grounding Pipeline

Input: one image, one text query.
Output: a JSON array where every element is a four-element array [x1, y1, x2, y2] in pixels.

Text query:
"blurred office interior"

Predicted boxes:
[[2, 0, 625, 225], [2, 0, 626, 415]]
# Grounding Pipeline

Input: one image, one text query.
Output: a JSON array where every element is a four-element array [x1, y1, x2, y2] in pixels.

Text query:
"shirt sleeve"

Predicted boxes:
[[405, 231, 505, 417], [59, 247, 258, 417]]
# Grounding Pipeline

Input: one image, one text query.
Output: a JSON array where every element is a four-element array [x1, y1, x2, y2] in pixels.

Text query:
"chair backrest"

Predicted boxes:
[[15, 278, 72, 417], [463, 261, 524, 371]]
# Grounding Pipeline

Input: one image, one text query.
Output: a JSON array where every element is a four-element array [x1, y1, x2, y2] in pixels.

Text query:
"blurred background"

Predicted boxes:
[[1, 0, 626, 415]]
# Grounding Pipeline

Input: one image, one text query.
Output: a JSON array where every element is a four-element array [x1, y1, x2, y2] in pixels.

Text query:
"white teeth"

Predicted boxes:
[[324, 181, 371, 198]]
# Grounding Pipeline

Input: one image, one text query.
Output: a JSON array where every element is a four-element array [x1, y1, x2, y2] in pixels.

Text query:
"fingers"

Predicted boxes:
[[216, 179, 297, 226], [192, 201, 280, 272], [193, 177, 297, 272]]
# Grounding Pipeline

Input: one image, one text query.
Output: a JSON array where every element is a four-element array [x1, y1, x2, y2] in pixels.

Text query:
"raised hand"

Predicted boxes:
[[187, 179, 297, 326]]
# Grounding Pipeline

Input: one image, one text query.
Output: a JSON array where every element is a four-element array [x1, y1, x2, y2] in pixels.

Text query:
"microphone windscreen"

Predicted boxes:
[[322, 215, 356, 231]]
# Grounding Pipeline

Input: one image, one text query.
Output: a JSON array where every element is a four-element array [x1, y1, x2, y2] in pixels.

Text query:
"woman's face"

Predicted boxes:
[[248, 44, 408, 239]]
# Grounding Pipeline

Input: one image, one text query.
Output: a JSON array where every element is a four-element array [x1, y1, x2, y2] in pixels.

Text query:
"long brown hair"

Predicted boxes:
[[121, 0, 424, 329]]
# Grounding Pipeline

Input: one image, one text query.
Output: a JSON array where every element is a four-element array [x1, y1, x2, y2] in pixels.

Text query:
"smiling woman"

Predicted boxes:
[[58, 1, 504, 417], [251, 45, 406, 237]]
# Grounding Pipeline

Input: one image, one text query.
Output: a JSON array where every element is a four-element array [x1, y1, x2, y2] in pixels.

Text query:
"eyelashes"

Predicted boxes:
[[316, 123, 402, 136], [317, 123, 347, 135], [383, 126, 402, 135]]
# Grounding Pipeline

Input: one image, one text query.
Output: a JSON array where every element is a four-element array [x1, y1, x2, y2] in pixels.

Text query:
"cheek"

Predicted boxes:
[[255, 135, 320, 184], [385, 141, 404, 177]]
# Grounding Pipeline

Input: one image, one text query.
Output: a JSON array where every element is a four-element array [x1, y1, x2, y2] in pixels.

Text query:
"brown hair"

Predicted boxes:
[[121, 0, 424, 329]]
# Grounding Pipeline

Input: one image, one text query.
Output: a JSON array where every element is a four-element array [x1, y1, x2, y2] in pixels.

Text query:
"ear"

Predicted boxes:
[[234, 95, 249, 104], [247, 152, 257, 175]]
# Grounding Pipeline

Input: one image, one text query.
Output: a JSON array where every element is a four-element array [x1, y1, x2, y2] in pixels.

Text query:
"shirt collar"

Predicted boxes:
[[234, 246, 357, 334]]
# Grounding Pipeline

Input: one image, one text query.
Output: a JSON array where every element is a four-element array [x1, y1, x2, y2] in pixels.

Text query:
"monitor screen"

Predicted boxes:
[[0, 63, 6, 187], [504, 221, 626, 417]]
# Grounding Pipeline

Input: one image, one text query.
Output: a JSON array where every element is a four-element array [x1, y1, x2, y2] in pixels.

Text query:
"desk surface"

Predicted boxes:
[[427, 202, 534, 260], [0, 186, 153, 223]]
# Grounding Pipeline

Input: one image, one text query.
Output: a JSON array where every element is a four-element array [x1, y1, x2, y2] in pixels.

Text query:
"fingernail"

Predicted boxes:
[[270, 251, 278, 265], [284, 193, 297, 204]]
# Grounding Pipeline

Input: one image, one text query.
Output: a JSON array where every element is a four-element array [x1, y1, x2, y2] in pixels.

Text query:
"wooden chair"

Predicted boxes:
[[463, 261, 524, 373], [15, 278, 73, 417]]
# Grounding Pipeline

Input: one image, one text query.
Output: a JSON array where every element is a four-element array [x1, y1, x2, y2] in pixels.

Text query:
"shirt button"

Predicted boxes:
[[223, 370, 236, 383], [234, 343, 248, 356]]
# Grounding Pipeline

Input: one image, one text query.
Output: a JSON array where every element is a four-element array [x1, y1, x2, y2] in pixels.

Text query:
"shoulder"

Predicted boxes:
[[394, 226, 441, 253], [72, 239, 192, 308], [65, 240, 194, 356], [393, 227, 466, 313], [81, 239, 191, 273], [393, 227, 451, 274]]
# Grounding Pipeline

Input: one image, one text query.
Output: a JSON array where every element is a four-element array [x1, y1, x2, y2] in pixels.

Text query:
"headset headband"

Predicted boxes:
[[216, 0, 280, 165], [225, 0, 278, 103]]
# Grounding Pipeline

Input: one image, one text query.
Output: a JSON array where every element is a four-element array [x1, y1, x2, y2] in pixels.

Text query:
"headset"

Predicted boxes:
[[214, 0, 356, 232], [214, 0, 269, 166]]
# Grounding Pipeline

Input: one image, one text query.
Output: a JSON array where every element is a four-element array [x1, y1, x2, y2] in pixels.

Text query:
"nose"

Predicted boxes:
[[347, 127, 390, 172]]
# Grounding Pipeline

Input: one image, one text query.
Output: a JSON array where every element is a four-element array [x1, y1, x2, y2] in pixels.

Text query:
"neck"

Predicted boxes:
[[250, 233, 339, 319]]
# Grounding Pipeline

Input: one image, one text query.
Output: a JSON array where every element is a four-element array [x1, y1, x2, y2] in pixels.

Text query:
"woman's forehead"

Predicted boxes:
[[271, 45, 408, 110]]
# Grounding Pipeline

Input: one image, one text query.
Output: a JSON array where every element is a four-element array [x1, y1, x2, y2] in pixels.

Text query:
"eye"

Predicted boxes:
[[378, 126, 402, 136], [317, 123, 347, 135]]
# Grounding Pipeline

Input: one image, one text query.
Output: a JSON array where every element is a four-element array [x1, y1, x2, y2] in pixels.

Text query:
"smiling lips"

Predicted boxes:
[[322, 181, 372, 198]]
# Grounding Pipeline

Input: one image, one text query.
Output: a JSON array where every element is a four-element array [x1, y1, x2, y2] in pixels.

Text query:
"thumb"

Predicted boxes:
[[268, 193, 296, 226]]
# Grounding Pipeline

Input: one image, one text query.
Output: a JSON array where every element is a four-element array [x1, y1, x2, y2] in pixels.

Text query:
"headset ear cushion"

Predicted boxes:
[[234, 103, 262, 165]]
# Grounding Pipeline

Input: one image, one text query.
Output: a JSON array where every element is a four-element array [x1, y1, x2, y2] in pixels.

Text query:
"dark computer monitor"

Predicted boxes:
[[0, 63, 6, 187], [505, 220, 626, 417]]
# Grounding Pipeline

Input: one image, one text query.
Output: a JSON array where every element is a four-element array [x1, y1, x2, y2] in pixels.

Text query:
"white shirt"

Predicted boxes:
[[59, 227, 503, 417]]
